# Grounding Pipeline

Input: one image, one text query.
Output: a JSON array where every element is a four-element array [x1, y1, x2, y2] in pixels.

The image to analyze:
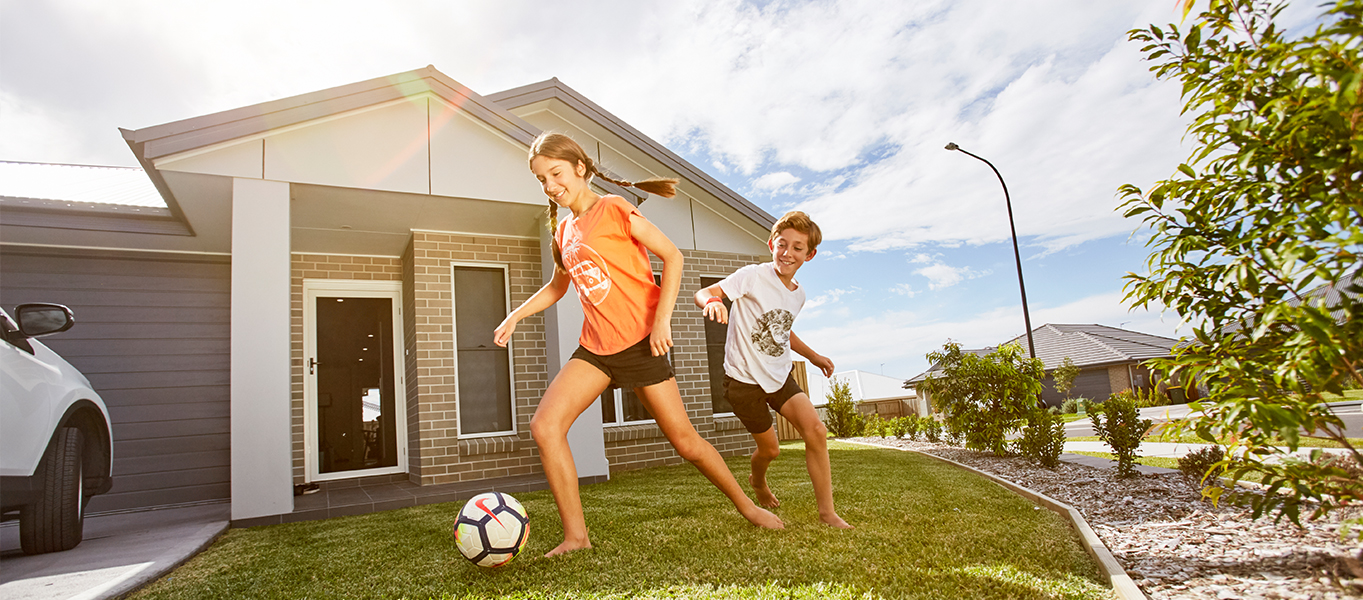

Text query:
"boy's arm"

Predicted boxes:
[[694, 284, 729, 324], [790, 331, 834, 377]]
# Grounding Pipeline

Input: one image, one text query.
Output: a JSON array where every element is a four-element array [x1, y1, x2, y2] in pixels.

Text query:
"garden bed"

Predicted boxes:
[[849, 437, 1363, 600]]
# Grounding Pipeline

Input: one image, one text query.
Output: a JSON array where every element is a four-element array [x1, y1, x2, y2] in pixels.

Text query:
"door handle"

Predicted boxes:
[[309, 358, 319, 375]]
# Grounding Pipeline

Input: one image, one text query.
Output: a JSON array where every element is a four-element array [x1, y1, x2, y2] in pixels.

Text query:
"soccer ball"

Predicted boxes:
[[453, 492, 529, 567]]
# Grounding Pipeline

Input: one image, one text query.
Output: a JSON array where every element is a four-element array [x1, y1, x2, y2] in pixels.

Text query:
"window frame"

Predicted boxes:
[[700, 274, 736, 417], [450, 261, 519, 439]]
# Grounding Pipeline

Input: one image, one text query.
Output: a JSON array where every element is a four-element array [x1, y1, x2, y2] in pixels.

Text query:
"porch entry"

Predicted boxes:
[[303, 280, 407, 482]]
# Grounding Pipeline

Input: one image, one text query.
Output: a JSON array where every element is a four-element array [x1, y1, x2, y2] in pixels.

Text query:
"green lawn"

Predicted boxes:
[[129, 441, 1109, 600]]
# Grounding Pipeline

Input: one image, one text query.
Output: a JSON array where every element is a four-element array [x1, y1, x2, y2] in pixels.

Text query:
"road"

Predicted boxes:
[[1063, 400, 1363, 439]]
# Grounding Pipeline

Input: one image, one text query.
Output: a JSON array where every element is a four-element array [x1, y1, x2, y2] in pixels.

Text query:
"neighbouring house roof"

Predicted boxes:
[[1001, 324, 1177, 371], [904, 347, 994, 385], [832, 370, 916, 402], [904, 323, 1181, 386], [1220, 271, 1362, 338], [487, 78, 775, 230]]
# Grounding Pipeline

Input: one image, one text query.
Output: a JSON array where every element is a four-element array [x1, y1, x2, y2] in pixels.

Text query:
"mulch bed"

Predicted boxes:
[[846, 436, 1363, 600]]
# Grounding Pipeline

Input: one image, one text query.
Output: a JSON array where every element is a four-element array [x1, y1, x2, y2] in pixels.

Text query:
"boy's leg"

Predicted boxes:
[[749, 426, 781, 508], [530, 359, 612, 556], [635, 379, 784, 530], [778, 393, 853, 528]]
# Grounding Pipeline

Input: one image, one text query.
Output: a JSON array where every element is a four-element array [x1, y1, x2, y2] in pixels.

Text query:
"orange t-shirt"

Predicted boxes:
[[557, 195, 661, 355]]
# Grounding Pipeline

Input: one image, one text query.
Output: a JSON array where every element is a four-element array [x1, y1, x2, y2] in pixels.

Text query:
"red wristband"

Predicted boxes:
[[705, 296, 722, 306]]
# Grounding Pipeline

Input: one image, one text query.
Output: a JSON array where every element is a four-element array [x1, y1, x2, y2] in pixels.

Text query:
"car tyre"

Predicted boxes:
[[19, 427, 85, 555]]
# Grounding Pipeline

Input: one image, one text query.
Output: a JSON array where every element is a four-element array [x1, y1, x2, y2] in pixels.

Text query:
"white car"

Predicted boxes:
[[1, 303, 114, 554]]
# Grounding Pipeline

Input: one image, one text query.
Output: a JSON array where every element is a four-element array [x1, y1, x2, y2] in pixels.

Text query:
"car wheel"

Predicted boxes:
[[20, 427, 85, 554]]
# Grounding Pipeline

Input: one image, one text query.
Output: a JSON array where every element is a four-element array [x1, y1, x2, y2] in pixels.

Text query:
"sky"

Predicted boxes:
[[0, 0, 1325, 385]]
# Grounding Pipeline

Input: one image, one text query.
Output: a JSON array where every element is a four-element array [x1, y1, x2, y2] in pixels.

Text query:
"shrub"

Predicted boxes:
[[863, 414, 886, 438], [1178, 445, 1227, 494], [922, 418, 943, 443], [917, 342, 1045, 456], [824, 377, 864, 438], [1091, 393, 1154, 478], [1053, 357, 1081, 401], [1112, 387, 1170, 409], [1016, 408, 1067, 468], [888, 416, 916, 440], [1061, 398, 1079, 415]]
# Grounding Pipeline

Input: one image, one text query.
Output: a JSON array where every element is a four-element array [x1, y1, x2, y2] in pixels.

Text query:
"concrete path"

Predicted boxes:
[[0, 502, 229, 600], [1064, 399, 1363, 438], [1064, 440, 1354, 460]]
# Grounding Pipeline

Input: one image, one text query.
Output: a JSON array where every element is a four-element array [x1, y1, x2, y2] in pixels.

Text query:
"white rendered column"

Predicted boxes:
[[230, 178, 294, 520], [540, 224, 610, 480]]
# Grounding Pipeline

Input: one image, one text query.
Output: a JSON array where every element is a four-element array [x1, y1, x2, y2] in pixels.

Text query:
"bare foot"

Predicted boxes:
[[820, 512, 854, 529], [543, 537, 592, 558], [741, 504, 785, 529], [749, 473, 780, 508]]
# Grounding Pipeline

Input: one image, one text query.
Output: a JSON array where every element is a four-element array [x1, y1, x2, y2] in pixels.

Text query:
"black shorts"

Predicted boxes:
[[570, 336, 675, 389], [724, 372, 806, 434]]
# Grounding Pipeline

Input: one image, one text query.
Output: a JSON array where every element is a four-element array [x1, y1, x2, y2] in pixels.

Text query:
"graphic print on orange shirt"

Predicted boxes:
[[562, 239, 611, 306]]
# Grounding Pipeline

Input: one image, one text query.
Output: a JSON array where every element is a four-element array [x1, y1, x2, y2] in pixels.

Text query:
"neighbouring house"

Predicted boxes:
[[0, 66, 779, 526], [903, 324, 1184, 408], [829, 370, 925, 418]]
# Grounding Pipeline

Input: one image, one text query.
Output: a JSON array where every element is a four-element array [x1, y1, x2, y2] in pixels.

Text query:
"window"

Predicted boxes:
[[453, 265, 515, 436], [701, 276, 733, 415], [601, 273, 667, 426]]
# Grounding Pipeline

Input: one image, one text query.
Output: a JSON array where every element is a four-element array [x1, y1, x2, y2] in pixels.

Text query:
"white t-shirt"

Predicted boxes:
[[718, 263, 805, 393]]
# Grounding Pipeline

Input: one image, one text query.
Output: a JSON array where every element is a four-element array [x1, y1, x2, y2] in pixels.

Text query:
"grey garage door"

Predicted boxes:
[[1041, 367, 1114, 406], [0, 247, 230, 513]]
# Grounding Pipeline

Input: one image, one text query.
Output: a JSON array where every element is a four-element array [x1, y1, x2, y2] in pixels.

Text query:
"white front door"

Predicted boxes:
[[303, 280, 407, 482]]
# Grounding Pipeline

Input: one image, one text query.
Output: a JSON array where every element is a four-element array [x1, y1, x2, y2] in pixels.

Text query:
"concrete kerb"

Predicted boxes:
[[842, 440, 1146, 600]]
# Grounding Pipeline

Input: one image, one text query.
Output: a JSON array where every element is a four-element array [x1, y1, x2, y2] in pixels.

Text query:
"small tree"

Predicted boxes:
[[824, 377, 863, 438], [1123, 0, 1363, 522], [1091, 393, 1154, 478], [918, 342, 1045, 456], [1052, 357, 1081, 402]]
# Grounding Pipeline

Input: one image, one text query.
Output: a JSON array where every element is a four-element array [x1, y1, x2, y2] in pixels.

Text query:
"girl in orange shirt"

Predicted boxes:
[[494, 133, 783, 557]]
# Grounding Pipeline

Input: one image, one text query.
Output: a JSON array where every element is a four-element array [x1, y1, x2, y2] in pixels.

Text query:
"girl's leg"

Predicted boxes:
[[634, 379, 784, 529], [531, 359, 612, 557], [777, 393, 853, 528], [749, 427, 781, 508]]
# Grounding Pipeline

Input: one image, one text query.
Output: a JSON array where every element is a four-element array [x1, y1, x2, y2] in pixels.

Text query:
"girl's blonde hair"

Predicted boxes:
[[531, 132, 679, 271]]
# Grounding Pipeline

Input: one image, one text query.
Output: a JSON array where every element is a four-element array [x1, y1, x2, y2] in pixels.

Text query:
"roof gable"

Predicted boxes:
[[487, 78, 775, 230]]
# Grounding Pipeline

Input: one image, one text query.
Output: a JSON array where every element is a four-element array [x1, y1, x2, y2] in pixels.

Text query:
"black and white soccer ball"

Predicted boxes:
[[453, 492, 529, 567]]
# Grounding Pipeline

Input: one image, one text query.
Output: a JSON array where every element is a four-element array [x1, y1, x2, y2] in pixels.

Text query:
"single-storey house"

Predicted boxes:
[[829, 370, 925, 418], [904, 323, 1183, 408], [0, 66, 780, 526]]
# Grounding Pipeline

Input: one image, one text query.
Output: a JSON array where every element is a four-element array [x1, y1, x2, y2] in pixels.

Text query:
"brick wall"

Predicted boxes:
[[405, 232, 548, 486], [602, 249, 767, 473], [1107, 364, 1132, 394], [290, 254, 404, 483]]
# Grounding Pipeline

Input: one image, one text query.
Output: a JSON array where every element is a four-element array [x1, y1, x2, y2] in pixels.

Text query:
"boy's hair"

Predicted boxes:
[[530, 132, 679, 271], [770, 211, 822, 250]]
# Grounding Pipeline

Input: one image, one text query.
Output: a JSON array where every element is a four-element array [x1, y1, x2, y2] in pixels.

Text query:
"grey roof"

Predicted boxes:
[[905, 347, 994, 385], [1002, 324, 1177, 371], [904, 323, 1181, 386], [1218, 271, 1361, 338], [486, 78, 776, 229]]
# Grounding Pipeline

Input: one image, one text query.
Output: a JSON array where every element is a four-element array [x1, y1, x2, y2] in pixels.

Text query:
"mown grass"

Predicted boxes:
[[128, 441, 1109, 600]]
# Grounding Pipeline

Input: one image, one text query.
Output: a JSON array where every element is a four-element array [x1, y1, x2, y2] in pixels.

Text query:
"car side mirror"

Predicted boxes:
[[14, 304, 75, 338]]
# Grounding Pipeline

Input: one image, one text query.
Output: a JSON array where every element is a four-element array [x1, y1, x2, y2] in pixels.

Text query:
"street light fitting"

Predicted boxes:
[[944, 142, 959, 151]]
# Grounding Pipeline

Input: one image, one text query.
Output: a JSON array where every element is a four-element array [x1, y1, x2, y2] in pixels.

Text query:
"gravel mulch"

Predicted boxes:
[[845, 436, 1363, 600]]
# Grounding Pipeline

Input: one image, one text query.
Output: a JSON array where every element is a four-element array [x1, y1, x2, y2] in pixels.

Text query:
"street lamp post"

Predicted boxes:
[[944, 142, 1036, 360]]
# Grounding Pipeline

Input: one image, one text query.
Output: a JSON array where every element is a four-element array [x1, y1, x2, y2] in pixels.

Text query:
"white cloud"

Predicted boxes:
[[805, 287, 854, 309], [909, 256, 990, 290], [750, 171, 801, 195], [889, 283, 919, 297]]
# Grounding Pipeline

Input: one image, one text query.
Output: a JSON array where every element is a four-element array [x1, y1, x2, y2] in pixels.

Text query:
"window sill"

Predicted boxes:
[[712, 415, 748, 433], [457, 435, 520, 456], [603, 423, 665, 443]]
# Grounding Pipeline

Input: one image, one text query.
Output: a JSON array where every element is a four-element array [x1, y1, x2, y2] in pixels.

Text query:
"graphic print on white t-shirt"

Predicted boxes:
[[562, 240, 611, 306], [751, 309, 793, 357]]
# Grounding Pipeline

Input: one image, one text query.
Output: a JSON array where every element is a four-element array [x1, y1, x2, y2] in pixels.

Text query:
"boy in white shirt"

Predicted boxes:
[[693, 211, 852, 529]]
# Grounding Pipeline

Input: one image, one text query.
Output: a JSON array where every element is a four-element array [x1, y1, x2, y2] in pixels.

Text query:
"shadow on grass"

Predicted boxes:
[[129, 442, 1108, 600]]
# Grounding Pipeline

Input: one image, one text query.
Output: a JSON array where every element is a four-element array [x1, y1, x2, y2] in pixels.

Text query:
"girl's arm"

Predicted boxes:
[[629, 213, 683, 357], [694, 284, 729, 324], [790, 331, 834, 377], [493, 268, 571, 347]]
